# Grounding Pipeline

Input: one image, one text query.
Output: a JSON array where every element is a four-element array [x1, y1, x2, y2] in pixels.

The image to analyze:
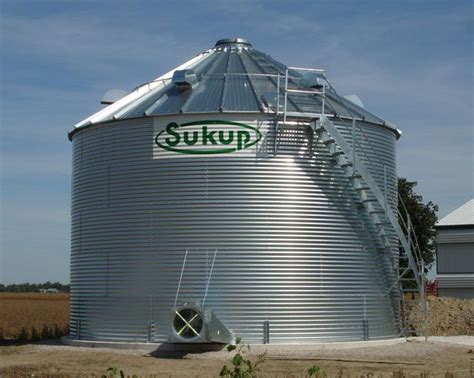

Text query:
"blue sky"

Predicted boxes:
[[1, 1, 472, 284]]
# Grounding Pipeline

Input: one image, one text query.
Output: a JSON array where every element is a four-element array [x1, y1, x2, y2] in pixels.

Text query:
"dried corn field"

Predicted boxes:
[[0, 293, 69, 342]]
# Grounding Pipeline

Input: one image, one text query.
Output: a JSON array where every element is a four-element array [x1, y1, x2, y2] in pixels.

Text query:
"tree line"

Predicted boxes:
[[0, 281, 70, 293]]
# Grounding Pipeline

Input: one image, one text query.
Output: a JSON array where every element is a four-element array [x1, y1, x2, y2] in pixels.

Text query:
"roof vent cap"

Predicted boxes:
[[101, 89, 127, 105], [215, 38, 252, 47], [301, 72, 325, 90], [172, 69, 199, 91], [344, 94, 365, 109]]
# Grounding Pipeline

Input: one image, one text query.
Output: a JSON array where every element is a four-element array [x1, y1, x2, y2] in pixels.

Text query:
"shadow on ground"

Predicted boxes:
[[148, 343, 226, 359], [0, 338, 63, 347]]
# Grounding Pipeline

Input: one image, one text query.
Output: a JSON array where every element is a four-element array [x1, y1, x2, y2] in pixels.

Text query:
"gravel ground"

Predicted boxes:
[[1, 338, 473, 377], [422, 336, 474, 346]]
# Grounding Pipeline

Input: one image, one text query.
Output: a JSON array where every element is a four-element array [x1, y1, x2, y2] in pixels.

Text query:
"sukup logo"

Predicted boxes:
[[155, 120, 262, 155]]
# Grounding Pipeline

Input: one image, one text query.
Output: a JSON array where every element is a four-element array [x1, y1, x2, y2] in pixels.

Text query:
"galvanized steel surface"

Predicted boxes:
[[71, 39, 389, 134], [70, 113, 399, 343]]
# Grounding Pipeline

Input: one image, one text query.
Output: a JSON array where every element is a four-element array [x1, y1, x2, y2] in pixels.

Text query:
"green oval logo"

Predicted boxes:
[[155, 120, 262, 155]]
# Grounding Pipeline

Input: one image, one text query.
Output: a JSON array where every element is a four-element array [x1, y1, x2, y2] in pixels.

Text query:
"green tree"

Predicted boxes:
[[398, 177, 438, 273]]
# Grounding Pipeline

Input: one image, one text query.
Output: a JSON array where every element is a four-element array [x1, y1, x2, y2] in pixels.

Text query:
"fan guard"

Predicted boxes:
[[172, 308, 204, 340]]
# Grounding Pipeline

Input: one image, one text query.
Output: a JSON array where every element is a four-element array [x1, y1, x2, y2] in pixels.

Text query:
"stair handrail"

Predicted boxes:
[[320, 74, 387, 175], [398, 195, 425, 273], [302, 66, 427, 336], [315, 72, 425, 291], [279, 66, 425, 293], [317, 115, 423, 289], [278, 68, 386, 178]]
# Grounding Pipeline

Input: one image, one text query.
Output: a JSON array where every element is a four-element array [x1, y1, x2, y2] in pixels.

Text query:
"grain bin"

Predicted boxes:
[[67, 38, 420, 345]]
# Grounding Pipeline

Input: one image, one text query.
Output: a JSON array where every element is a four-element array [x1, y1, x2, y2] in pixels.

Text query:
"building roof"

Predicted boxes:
[[437, 199, 474, 227], [71, 38, 395, 137]]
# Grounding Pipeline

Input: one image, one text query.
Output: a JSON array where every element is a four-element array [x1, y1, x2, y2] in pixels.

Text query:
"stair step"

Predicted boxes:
[[331, 150, 344, 156], [349, 174, 363, 180], [278, 120, 312, 126], [362, 198, 378, 203], [339, 161, 352, 168], [314, 126, 324, 133], [369, 209, 385, 214], [340, 161, 353, 167], [355, 186, 370, 191], [323, 138, 335, 145]]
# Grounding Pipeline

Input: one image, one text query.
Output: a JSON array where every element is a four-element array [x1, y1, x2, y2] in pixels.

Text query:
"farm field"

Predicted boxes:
[[0, 293, 69, 341]]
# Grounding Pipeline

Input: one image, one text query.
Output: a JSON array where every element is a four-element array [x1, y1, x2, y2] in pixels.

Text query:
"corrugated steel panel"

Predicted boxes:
[[437, 274, 474, 288], [438, 288, 474, 299], [437, 243, 474, 273], [71, 40, 390, 132], [179, 77, 225, 113], [437, 228, 474, 244], [222, 53, 260, 111], [69, 114, 400, 343]]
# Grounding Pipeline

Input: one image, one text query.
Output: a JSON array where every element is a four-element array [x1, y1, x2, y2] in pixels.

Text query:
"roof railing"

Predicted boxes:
[[287, 66, 327, 73]]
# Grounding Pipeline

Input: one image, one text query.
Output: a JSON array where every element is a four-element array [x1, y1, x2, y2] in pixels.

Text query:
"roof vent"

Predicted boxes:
[[172, 69, 198, 91], [301, 72, 325, 90], [101, 89, 127, 105], [215, 38, 252, 47], [344, 94, 365, 109]]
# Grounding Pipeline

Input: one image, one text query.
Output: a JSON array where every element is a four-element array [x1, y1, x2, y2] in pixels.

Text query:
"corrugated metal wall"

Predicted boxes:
[[437, 242, 474, 273], [70, 114, 399, 343], [438, 288, 474, 299], [437, 228, 474, 244]]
